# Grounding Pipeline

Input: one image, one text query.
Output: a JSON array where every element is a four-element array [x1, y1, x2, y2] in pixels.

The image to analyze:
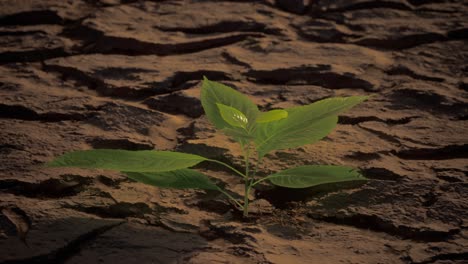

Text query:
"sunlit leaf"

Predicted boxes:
[[255, 96, 368, 158], [266, 165, 367, 188], [124, 169, 219, 190], [256, 109, 288, 123], [216, 103, 248, 129], [46, 149, 207, 172], [201, 77, 259, 130]]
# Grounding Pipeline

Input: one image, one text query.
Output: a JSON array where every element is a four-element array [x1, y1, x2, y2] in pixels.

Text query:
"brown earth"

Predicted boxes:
[[0, 0, 467, 263]]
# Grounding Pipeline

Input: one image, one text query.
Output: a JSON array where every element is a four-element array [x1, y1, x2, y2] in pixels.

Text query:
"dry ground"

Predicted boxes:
[[0, 0, 467, 263]]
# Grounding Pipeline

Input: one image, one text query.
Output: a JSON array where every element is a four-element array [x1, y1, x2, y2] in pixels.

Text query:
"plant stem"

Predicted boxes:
[[243, 182, 250, 217], [216, 187, 244, 210], [208, 159, 246, 178], [243, 145, 251, 217], [249, 155, 267, 187], [244, 148, 250, 178], [250, 176, 269, 187], [252, 155, 262, 179]]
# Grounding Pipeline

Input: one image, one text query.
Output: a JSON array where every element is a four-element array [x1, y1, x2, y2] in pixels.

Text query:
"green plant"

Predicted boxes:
[[47, 77, 368, 217]]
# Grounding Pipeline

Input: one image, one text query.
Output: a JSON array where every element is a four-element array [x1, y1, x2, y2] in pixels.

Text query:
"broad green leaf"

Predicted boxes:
[[256, 109, 288, 123], [255, 96, 368, 158], [216, 103, 248, 129], [201, 77, 259, 131], [266, 165, 366, 188], [222, 128, 254, 140], [46, 149, 207, 172], [256, 116, 338, 158], [124, 169, 219, 190]]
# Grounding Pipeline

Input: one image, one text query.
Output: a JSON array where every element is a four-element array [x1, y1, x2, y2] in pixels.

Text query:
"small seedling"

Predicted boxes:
[[47, 77, 368, 217]]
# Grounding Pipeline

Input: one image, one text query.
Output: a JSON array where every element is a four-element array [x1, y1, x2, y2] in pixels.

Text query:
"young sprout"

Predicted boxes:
[[47, 77, 368, 217]]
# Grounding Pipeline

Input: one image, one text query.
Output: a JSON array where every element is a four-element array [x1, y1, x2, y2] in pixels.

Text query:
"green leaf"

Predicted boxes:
[[256, 109, 288, 123], [201, 77, 259, 130], [256, 116, 338, 158], [216, 103, 248, 129], [266, 165, 366, 188], [255, 96, 368, 158], [222, 128, 254, 140], [46, 149, 207, 172], [124, 169, 219, 190]]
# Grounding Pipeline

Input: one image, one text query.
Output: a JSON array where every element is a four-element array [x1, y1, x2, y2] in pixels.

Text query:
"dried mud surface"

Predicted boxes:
[[0, 0, 467, 263]]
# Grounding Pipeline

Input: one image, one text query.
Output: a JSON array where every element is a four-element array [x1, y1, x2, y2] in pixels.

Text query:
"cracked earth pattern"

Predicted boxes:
[[0, 0, 467, 263]]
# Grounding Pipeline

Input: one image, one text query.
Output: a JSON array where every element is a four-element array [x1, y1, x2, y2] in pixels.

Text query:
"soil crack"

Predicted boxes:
[[353, 28, 468, 50], [64, 25, 264, 56], [246, 65, 374, 91], [308, 213, 460, 242], [0, 104, 94, 122], [392, 144, 468, 160], [0, 222, 123, 264]]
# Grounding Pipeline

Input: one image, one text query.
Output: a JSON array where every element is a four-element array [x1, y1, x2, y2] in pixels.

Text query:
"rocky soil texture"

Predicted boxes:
[[1, 0, 467, 263]]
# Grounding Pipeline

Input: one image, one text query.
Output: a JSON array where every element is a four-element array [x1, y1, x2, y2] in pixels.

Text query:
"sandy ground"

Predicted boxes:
[[0, 0, 467, 263]]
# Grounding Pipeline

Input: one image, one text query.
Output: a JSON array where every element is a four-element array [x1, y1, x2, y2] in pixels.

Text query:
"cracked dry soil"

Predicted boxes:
[[0, 0, 467, 263]]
